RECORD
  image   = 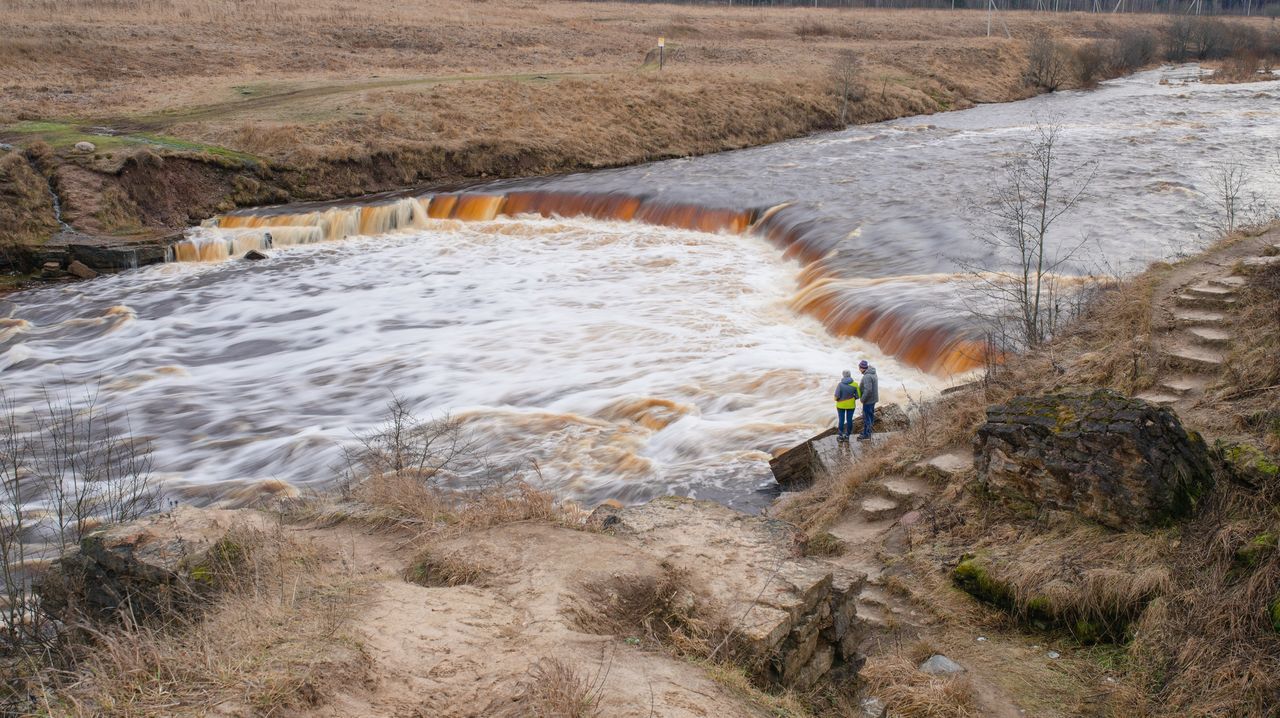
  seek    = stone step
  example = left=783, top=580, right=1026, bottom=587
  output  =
left=1240, top=255, right=1280, bottom=270
left=858, top=584, right=891, bottom=609
left=1184, top=283, right=1237, bottom=299
left=1174, top=292, right=1237, bottom=311
left=1171, top=309, right=1228, bottom=327
left=1164, top=344, right=1225, bottom=372
left=1186, top=326, right=1232, bottom=348
left=828, top=516, right=895, bottom=548
left=1158, top=375, right=1207, bottom=396
left=860, top=496, right=899, bottom=522
left=1134, top=391, right=1181, bottom=406
left=1208, top=275, right=1247, bottom=290
left=876, top=476, right=929, bottom=502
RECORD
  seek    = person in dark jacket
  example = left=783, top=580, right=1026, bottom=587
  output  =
left=834, top=370, right=860, bottom=443
left=856, top=360, right=878, bottom=441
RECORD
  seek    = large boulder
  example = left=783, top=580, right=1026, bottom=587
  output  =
left=973, top=390, right=1213, bottom=531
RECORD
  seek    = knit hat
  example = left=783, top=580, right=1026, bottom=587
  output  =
left=858, top=360, right=869, bottom=370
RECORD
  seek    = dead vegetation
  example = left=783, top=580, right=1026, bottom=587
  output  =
left=487, top=657, right=607, bottom=718
left=859, top=654, right=979, bottom=718
left=24, top=522, right=369, bottom=717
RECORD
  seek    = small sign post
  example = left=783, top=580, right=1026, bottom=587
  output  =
left=658, top=37, right=665, bottom=70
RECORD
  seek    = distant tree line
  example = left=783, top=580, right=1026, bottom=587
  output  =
left=586, top=0, right=1280, bottom=17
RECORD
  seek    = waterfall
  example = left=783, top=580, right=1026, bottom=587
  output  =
left=166, top=190, right=987, bottom=375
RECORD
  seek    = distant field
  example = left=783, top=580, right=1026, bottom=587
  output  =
left=0, top=0, right=1271, bottom=248
left=1, top=0, right=1181, bottom=160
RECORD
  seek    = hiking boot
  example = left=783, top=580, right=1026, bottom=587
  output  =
left=856, top=435, right=870, bottom=441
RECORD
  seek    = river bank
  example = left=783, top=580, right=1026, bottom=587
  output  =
left=10, top=222, right=1277, bottom=717
left=7, top=1, right=1270, bottom=273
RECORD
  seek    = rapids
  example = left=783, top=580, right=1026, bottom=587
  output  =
left=3, top=65, right=1278, bottom=511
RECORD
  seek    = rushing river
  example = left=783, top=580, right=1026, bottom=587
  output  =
left=2, top=65, right=1278, bottom=511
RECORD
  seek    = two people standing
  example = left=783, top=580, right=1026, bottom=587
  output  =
left=833, top=360, right=878, bottom=443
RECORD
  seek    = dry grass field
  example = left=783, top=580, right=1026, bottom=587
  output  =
left=0, top=0, right=1272, bottom=257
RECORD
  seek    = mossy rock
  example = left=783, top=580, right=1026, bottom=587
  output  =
left=953, top=554, right=1134, bottom=645
left=1215, top=441, right=1280, bottom=486
left=183, top=536, right=247, bottom=585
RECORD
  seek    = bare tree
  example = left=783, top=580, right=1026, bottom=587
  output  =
left=964, top=122, right=1097, bottom=351
left=830, top=49, right=866, bottom=125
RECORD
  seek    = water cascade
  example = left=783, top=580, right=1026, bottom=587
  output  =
left=171, top=190, right=986, bottom=374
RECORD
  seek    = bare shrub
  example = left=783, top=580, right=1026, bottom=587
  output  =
left=1024, top=33, right=1072, bottom=92
left=1113, top=28, right=1158, bottom=72
left=1164, top=17, right=1196, bottom=63
left=571, top=567, right=719, bottom=654
left=2, top=386, right=158, bottom=662
left=1073, top=41, right=1112, bottom=88
left=830, top=49, right=866, bottom=125
left=338, top=395, right=474, bottom=493
left=795, top=20, right=852, bottom=40
left=331, top=396, right=560, bottom=535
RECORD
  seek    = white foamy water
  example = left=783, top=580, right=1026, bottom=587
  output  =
left=1, top=217, right=938, bottom=511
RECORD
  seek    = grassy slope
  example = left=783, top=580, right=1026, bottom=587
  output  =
left=779, top=224, right=1280, bottom=717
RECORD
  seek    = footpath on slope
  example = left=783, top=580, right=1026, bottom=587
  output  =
left=792, top=228, right=1280, bottom=717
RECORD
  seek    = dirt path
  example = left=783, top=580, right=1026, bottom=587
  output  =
left=115, top=71, right=602, bottom=132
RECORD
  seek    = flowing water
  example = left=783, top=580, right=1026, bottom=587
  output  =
left=2, top=66, right=1278, bottom=511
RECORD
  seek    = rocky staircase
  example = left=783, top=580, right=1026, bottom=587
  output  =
left=1137, top=240, right=1277, bottom=409
left=826, top=451, right=972, bottom=652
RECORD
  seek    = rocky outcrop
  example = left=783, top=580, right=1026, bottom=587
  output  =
left=39, top=506, right=261, bottom=621
left=770, top=427, right=840, bottom=488
left=770, top=404, right=910, bottom=489
left=974, top=390, right=1213, bottom=530
left=606, top=497, right=867, bottom=689
left=852, top=402, right=909, bottom=434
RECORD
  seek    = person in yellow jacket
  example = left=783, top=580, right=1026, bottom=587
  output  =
left=833, top=369, right=861, bottom=443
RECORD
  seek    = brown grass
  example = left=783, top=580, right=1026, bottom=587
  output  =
left=1224, top=261, right=1280, bottom=395
left=488, top=657, right=606, bottom=718
left=859, top=655, right=979, bottom=718
left=570, top=566, right=721, bottom=655
left=33, top=522, right=369, bottom=716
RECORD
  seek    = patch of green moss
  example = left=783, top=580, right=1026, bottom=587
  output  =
left=953, top=555, right=1016, bottom=610
left=1269, top=597, right=1280, bottom=633
left=3, top=120, right=261, bottom=166
left=1233, top=532, right=1278, bottom=574
left=1070, top=617, right=1107, bottom=645
left=804, top=531, right=846, bottom=557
